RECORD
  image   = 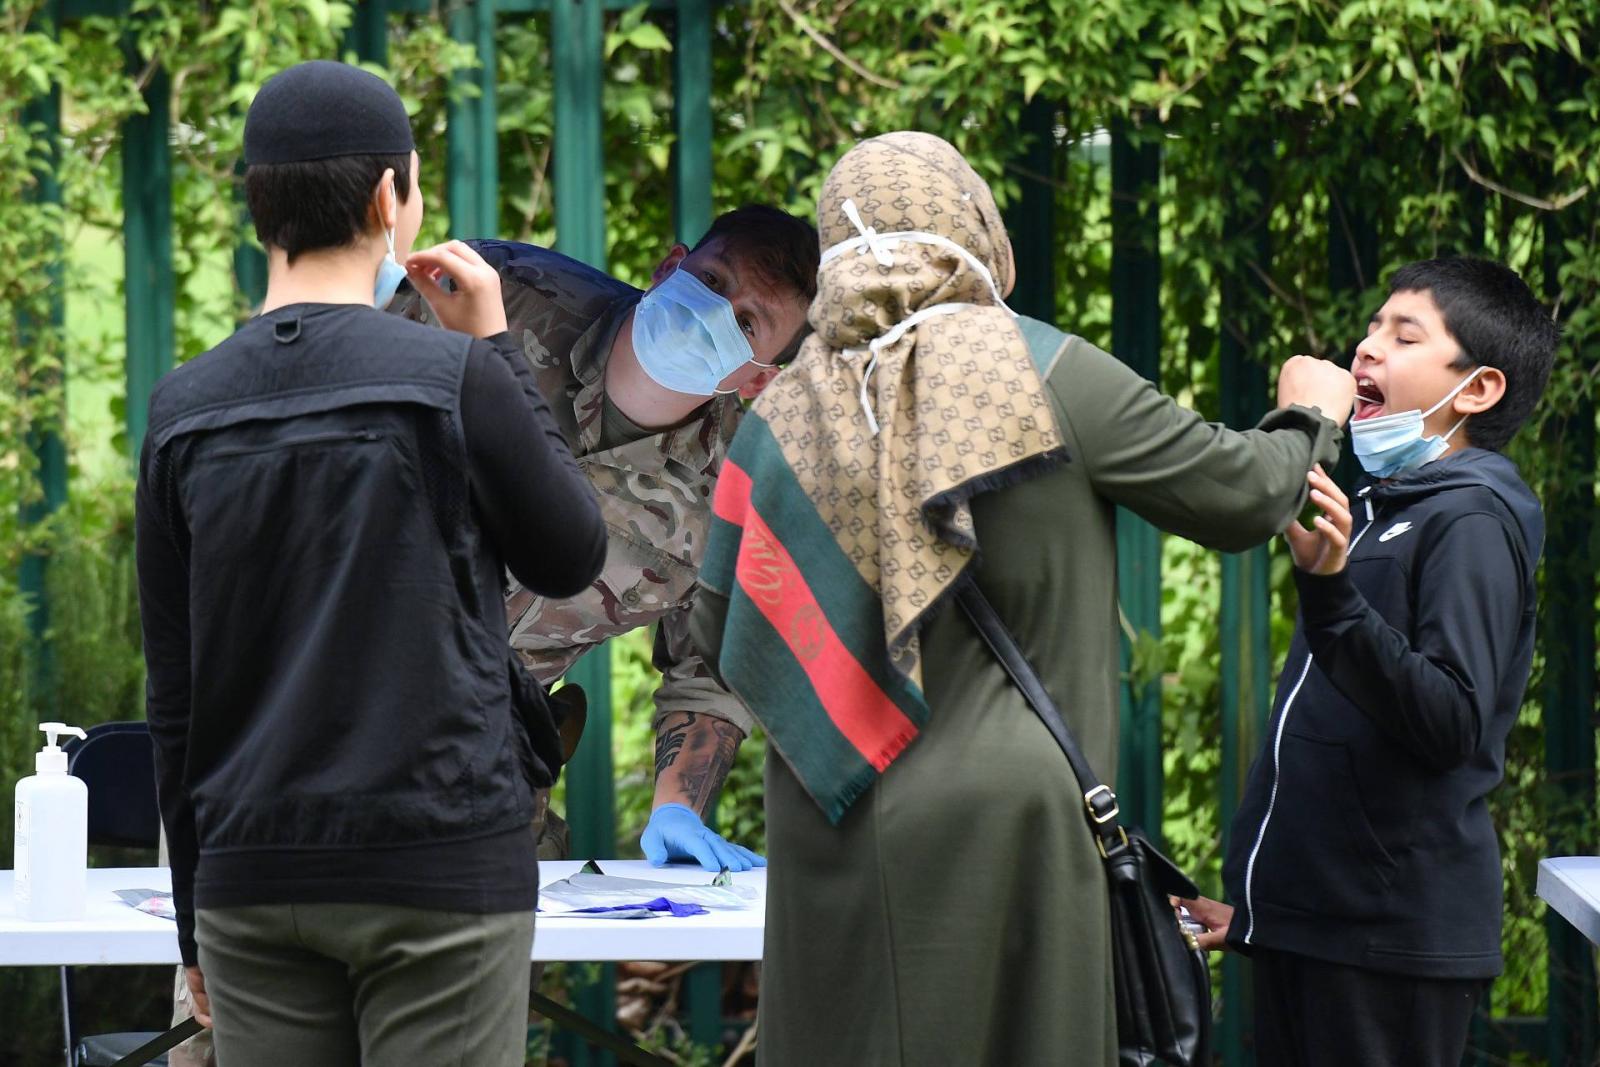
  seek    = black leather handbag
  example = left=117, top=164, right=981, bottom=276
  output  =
left=958, top=585, right=1212, bottom=1067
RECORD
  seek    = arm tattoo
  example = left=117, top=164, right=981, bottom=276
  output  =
left=676, top=719, right=742, bottom=817
left=655, top=713, right=696, bottom=777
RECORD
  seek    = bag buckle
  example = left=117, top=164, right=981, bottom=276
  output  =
left=1084, top=784, right=1120, bottom=825
left=1095, top=826, right=1131, bottom=860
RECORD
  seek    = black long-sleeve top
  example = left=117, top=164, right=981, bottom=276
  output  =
left=137, top=305, right=605, bottom=963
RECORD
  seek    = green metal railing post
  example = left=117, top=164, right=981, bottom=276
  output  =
left=1004, top=97, right=1057, bottom=325
left=560, top=651, right=617, bottom=1067
left=346, top=0, right=391, bottom=65
left=552, top=4, right=613, bottom=1061
left=671, top=0, right=712, bottom=247
left=1325, top=182, right=1378, bottom=301
left=232, top=155, right=267, bottom=312
left=20, top=0, right=67, bottom=716
left=1324, top=180, right=1377, bottom=490
left=669, top=0, right=726, bottom=1050
left=563, top=652, right=617, bottom=862
left=1109, top=116, right=1163, bottom=841
left=1216, top=152, right=1273, bottom=1067
left=1447, top=161, right=1496, bottom=1067
left=123, top=60, right=175, bottom=459
left=552, top=0, right=606, bottom=268
left=1541, top=211, right=1598, bottom=1067
left=329, top=0, right=396, bottom=308
left=449, top=0, right=499, bottom=238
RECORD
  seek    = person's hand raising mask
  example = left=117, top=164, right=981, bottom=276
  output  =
left=404, top=240, right=509, bottom=338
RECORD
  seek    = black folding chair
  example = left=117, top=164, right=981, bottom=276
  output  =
left=59, top=721, right=195, bottom=1067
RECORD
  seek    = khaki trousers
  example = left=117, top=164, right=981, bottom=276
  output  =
left=161, top=801, right=562, bottom=1066
left=196, top=902, right=534, bottom=1067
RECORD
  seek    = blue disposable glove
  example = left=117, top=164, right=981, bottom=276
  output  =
left=641, top=803, right=766, bottom=873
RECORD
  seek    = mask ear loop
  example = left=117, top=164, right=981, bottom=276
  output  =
left=836, top=197, right=895, bottom=434
left=855, top=303, right=972, bottom=436
left=1422, top=365, right=1486, bottom=418
left=382, top=179, right=399, bottom=265
left=710, top=358, right=779, bottom=397
left=830, top=200, right=1004, bottom=435
left=841, top=199, right=896, bottom=267
left=1426, top=366, right=1487, bottom=441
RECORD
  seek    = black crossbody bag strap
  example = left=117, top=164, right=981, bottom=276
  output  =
left=956, top=583, right=1130, bottom=859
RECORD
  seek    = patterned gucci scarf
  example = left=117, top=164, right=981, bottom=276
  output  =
left=700, top=132, right=1068, bottom=821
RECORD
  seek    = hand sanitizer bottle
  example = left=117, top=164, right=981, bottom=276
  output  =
left=13, top=722, right=89, bottom=921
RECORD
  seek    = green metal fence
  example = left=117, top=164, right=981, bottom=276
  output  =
left=17, top=1, right=1599, bottom=1064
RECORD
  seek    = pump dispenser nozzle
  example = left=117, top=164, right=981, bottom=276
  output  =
left=36, top=723, right=86, bottom=775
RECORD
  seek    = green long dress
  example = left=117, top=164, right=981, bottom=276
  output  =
left=692, top=327, right=1341, bottom=1066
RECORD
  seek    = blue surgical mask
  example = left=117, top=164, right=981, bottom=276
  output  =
left=632, top=268, right=770, bottom=396
left=373, top=220, right=406, bottom=309
left=1351, top=366, right=1485, bottom=478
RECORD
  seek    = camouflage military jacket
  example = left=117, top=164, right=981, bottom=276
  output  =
left=393, top=240, right=753, bottom=733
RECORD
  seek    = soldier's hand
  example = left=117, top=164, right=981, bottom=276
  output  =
left=1276, top=354, right=1356, bottom=426
left=404, top=240, right=508, bottom=338
left=642, top=803, right=765, bottom=872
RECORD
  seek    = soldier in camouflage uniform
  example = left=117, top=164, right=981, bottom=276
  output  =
left=396, top=205, right=817, bottom=867
left=166, top=205, right=816, bottom=1067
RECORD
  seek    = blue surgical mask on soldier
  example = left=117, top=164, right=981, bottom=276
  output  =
left=1351, top=366, right=1485, bottom=478
left=373, top=182, right=406, bottom=309
left=632, top=268, right=772, bottom=396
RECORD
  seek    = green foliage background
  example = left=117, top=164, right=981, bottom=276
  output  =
left=2, top=0, right=1597, bottom=1061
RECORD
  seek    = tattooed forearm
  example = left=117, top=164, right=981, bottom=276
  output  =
left=653, top=713, right=744, bottom=818
left=678, top=720, right=741, bottom=816
left=655, top=712, right=696, bottom=777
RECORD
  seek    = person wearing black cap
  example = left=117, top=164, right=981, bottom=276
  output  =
left=136, top=60, right=606, bottom=1066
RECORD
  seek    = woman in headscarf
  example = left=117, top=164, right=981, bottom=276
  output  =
left=691, top=132, right=1353, bottom=1064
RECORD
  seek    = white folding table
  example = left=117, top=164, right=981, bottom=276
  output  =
left=0, top=861, right=765, bottom=1066
left=1538, top=856, right=1600, bottom=946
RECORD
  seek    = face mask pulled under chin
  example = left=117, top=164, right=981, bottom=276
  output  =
left=1350, top=366, right=1485, bottom=478
left=632, top=267, right=769, bottom=396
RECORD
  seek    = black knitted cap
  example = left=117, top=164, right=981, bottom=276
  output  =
left=244, top=60, right=414, bottom=166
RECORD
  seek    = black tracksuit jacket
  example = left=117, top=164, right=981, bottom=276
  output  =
left=1222, top=448, right=1543, bottom=979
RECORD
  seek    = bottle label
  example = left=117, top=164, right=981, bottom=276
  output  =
left=13, top=798, right=30, bottom=906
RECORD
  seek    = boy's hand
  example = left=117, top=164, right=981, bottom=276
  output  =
left=1276, top=355, right=1356, bottom=425
left=1285, top=464, right=1351, bottom=575
left=1175, top=895, right=1234, bottom=952
left=404, top=240, right=508, bottom=338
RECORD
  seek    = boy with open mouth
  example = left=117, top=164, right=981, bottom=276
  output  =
left=1183, top=257, right=1559, bottom=1067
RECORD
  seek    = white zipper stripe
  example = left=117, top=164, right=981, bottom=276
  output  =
left=1242, top=656, right=1311, bottom=943
left=1242, top=490, right=1377, bottom=944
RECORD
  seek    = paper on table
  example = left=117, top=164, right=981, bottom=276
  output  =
left=539, top=872, right=757, bottom=918
left=113, top=889, right=176, bottom=921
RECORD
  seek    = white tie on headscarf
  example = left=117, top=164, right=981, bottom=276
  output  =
left=821, top=199, right=1017, bottom=435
